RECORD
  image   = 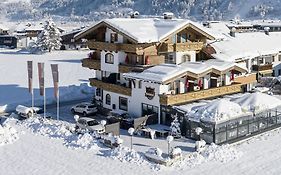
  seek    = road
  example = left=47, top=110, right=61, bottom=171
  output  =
left=2, top=98, right=92, bottom=123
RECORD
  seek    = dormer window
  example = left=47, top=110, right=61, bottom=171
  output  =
left=110, top=33, right=118, bottom=43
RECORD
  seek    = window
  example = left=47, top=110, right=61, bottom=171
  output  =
left=181, top=54, right=191, bottom=63
left=138, top=80, right=142, bottom=89
left=165, top=54, right=175, bottom=64
left=105, top=53, right=114, bottom=64
left=142, top=103, right=159, bottom=117
left=278, top=69, right=281, bottom=76
left=106, top=94, right=111, bottom=105
left=96, top=88, right=101, bottom=97
left=110, top=33, right=118, bottom=43
left=119, top=97, right=128, bottom=111
left=117, top=73, right=120, bottom=80
left=177, top=34, right=181, bottom=43
left=182, top=33, right=187, bottom=42
left=88, top=120, right=99, bottom=126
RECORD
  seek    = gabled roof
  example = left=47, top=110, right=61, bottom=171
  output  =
left=74, top=18, right=215, bottom=43
left=123, top=59, right=247, bottom=83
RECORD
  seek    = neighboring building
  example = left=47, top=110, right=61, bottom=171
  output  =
left=76, top=16, right=257, bottom=125
left=0, top=24, right=9, bottom=35
left=61, top=28, right=87, bottom=50
left=205, top=21, right=281, bottom=79
left=0, top=35, right=17, bottom=48
left=16, top=23, right=44, bottom=48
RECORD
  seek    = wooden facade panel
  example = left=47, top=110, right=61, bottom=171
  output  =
left=82, top=58, right=101, bottom=70
left=234, top=73, right=257, bottom=85
left=159, top=42, right=204, bottom=52
left=160, top=84, right=243, bottom=105
left=90, top=78, right=132, bottom=96
left=252, top=64, right=273, bottom=71
left=87, top=41, right=153, bottom=55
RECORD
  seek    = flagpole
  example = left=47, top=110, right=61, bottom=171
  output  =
left=43, top=68, right=46, bottom=120
left=57, top=86, right=59, bottom=120
left=32, top=87, right=34, bottom=109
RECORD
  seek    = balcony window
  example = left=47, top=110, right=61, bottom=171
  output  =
left=106, top=94, right=111, bottom=105
left=119, top=97, right=128, bottom=111
left=105, top=53, right=114, bottom=64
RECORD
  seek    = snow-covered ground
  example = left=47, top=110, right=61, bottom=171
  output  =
left=1, top=114, right=281, bottom=175
left=0, top=49, right=94, bottom=112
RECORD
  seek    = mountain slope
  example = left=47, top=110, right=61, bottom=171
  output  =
left=1, top=0, right=281, bottom=21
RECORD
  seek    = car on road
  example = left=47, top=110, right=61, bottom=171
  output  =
left=75, top=117, right=105, bottom=134
left=71, top=103, right=98, bottom=116
left=16, top=105, right=34, bottom=118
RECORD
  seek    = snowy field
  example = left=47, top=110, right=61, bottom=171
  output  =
left=0, top=49, right=94, bottom=112
left=0, top=115, right=281, bottom=175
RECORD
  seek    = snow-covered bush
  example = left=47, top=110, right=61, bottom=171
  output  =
left=195, top=140, right=206, bottom=152
left=171, top=147, right=182, bottom=159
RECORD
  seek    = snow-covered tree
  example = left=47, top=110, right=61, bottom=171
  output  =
left=31, top=19, right=61, bottom=53
left=170, top=116, right=181, bottom=138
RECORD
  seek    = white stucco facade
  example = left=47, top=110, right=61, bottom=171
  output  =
left=100, top=50, right=126, bottom=73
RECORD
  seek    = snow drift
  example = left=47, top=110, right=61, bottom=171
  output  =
left=0, top=122, right=19, bottom=146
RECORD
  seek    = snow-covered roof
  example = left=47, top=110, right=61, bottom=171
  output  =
left=231, top=92, right=281, bottom=112
left=75, top=18, right=215, bottom=43
left=0, top=24, right=9, bottom=31
left=174, top=92, right=281, bottom=124
left=123, top=60, right=247, bottom=83
left=210, top=31, right=281, bottom=61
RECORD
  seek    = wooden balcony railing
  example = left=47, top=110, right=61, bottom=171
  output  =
left=119, top=64, right=151, bottom=73
left=159, top=42, right=204, bottom=52
left=252, top=64, right=273, bottom=72
left=87, top=41, right=154, bottom=55
left=90, top=78, right=132, bottom=96
left=159, top=83, right=243, bottom=105
left=233, top=73, right=257, bottom=85
left=81, top=58, right=101, bottom=70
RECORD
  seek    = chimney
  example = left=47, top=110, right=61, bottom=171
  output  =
left=163, top=12, right=174, bottom=20
left=264, top=27, right=270, bottom=35
left=230, top=27, right=236, bottom=37
left=130, top=11, right=140, bottom=18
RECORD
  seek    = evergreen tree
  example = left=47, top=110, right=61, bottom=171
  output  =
left=170, top=116, right=181, bottom=138
left=32, top=19, right=61, bottom=53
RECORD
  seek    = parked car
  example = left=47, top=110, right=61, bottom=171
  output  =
left=16, top=105, right=34, bottom=118
left=71, top=103, right=98, bottom=116
left=75, top=117, right=105, bottom=134
left=107, top=113, right=133, bottom=129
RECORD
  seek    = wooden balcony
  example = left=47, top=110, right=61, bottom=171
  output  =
left=233, top=73, right=257, bottom=85
left=90, top=78, right=132, bottom=96
left=81, top=58, right=101, bottom=70
left=87, top=41, right=154, bottom=55
left=159, top=42, right=204, bottom=52
left=119, top=64, right=151, bottom=73
left=159, top=83, right=243, bottom=105
left=252, top=64, right=273, bottom=72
